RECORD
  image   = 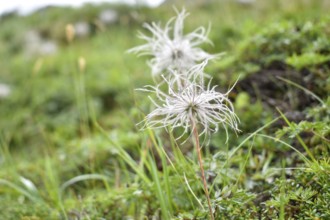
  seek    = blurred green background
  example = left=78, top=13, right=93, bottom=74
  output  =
left=0, top=0, right=329, bottom=219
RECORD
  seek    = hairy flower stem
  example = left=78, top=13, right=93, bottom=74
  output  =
left=191, top=117, right=214, bottom=220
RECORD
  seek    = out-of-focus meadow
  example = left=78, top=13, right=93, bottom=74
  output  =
left=0, top=0, right=329, bottom=219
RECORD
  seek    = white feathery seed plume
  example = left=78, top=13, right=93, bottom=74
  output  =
left=128, top=8, right=217, bottom=77
left=138, top=78, right=240, bottom=142
left=165, top=59, right=210, bottom=90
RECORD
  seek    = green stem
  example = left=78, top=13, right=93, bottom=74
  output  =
left=276, top=108, right=317, bottom=163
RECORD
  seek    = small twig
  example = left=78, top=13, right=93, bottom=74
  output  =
left=191, top=117, right=214, bottom=220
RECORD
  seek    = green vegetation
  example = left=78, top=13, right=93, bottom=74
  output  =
left=0, top=0, right=329, bottom=219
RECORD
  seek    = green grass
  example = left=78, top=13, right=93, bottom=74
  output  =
left=0, top=0, right=329, bottom=219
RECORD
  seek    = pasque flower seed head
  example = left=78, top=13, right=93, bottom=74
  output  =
left=138, top=78, right=240, bottom=142
left=128, top=8, right=216, bottom=77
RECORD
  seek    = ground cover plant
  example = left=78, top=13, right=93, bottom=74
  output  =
left=0, top=0, right=329, bottom=219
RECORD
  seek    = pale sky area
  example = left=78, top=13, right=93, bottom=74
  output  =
left=0, top=0, right=164, bottom=15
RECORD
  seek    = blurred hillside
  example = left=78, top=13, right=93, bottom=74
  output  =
left=0, top=0, right=329, bottom=219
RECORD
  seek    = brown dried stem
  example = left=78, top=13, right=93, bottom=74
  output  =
left=191, top=117, right=214, bottom=220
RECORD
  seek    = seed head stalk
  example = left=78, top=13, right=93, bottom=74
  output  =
left=191, top=117, right=214, bottom=220
left=131, top=8, right=240, bottom=218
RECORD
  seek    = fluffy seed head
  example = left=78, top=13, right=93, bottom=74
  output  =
left=128, top=8, right=216, bottom=77
left=138, top=80, right=240, bottom=142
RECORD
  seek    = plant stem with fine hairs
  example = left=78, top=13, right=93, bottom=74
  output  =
left=191, top=117, right=214, bottom=220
